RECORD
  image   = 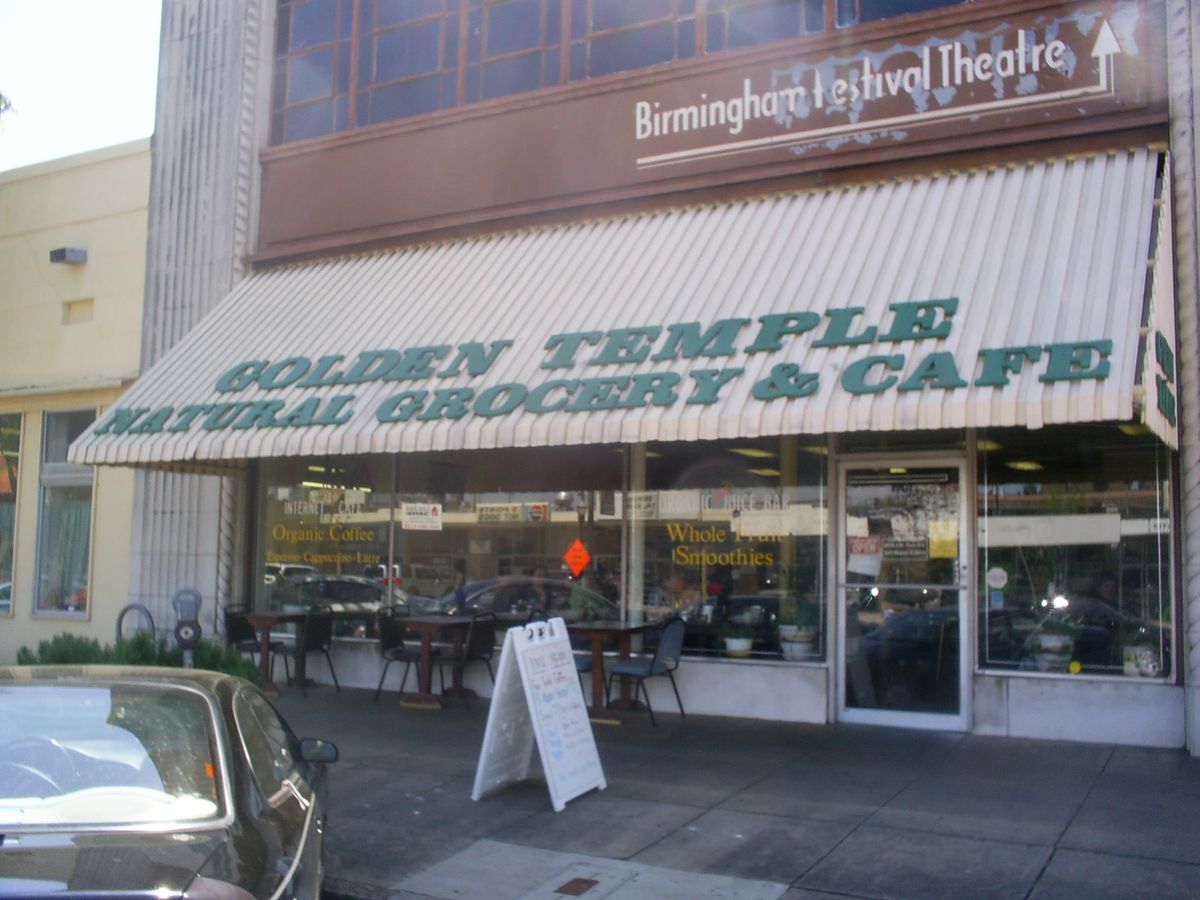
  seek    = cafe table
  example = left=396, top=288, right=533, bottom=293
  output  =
left=244, top=610, right=307, bottom=693
left=400, top=614, right=474, bottom=710
left=566, top=620, right=649, bottom=722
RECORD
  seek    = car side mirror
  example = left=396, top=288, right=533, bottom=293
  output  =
left=300, top=737, right=339, bottom=764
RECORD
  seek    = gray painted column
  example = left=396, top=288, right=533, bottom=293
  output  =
left=1166, top=1, right=1200, bottom=754
left=129, top=0, right=269, bottom=635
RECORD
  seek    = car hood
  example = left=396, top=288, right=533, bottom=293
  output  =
left=0, top=828, right=231, bottom=897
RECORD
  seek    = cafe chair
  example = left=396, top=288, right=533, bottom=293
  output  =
left=605, top=616, right=686, bottom=726
left=374, top=605, right=427, bottom=701
left=222, top=604, right=283, bottom=681
left=281, top=606, right=340, bottom=698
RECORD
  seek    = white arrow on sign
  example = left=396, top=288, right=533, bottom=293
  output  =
left=637, top=22, right=1124, bottom=170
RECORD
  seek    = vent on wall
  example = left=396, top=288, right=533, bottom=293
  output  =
left=62, top=298, right=94, bottom=325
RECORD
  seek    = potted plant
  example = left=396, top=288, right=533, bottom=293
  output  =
left=1030, top=613, right=1077, bottom=671
left=720, top=621, right=755, bottom=657
left=1121, top=622, right=1161, bottom=677
left=779, top=602, right=820, bottom=660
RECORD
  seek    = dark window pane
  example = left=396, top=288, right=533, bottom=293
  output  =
left=482, top=50, right=542, bottom=99
left=375, top=21, right=442, bottom=82
left=283, top=98, right=335, bottom=141
left=444, top=17, right=460, bottom=64
left=369, top=73, right=442, bottom=121
left=291, top=0, right=338, bottom=50
left=728, top=2, right=802, bottom=49
left=355, top=88, right=370, bottom=125
left=486, top=0, right=542, bottom=55
left=592, top=0, right=673, bottom=31
left=287, top=47, right=335, bottom=103
left=836, top=0, right=857, bottom=27
left=42, top=411, right=94, bottom=465
left=272, top=58, right=288, bottom=110
left=544, top=1, right=561, bottom=43
left=589, top=22, right=674, bottom=77
left=465, top=62, right=481, bottom=101
left=336, top=39, right=351, bottom=92
left=275, top=4, right=292, bottom=55
left=542, top=46, right=560, bottom=84
left=335, top=93, right=349, bottom=129
left=378, top=0, right=445, bottom=26
left=359, top=32, right=373, bottom=82
left=677, top=18, right=695, bottom=59
left=804, top=0, right=824, bottom=31
left=440, top=70, right=458, bottom=106
left=338, top=0, right=356, bottom=37
left=0, top=414, right=17, bottom=596
left=705, top=12, right=725, bottom=52
left=680, top=0, right=694, bottom=13
left=860, top=0, right=963, bottom=23
left=568, top=40, right=585, bottom=80
left=570, top=0, right=586, bottom=39
left=468, top=8, right=482, bottom=61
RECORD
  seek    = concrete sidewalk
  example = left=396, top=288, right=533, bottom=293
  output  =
left=272, top=685, right=1200, bottom=899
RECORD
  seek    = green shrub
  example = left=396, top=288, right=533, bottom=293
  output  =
left=17, top=633, right=107, bottom=665
left=15, top=631, right=261, bottom=685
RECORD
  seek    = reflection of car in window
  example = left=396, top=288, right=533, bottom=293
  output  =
left=979, top=599, right=1169, bottom=676
left=263, top=563, right=318, bottom=585
left=274, top=574, right=388, bottom=638
left=413, top=575, right=633, bottom=624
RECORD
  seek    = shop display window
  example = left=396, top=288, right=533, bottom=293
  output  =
left=255, top=441, right=826, bottom=661
left=0, top=413, right=19, bottom=616
left=644, top=437, right=828, bottom=661
left=976, top=425, right=1174, bottom=679
left=255, top=446, right=625, bottom=634
left=35, top=410, right=95, bottom=615
left=255, top=456, right=395, bottom=636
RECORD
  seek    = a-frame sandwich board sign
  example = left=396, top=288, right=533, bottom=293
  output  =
left=471, top=617, right=606, bottom=812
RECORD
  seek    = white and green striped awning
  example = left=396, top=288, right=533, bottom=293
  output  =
left=70, top=147, right=1175, bottom=471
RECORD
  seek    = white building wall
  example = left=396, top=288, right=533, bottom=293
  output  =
left=1166, top=0, right=1200, bottom=754
left=132, top=0, right=271, bottom=635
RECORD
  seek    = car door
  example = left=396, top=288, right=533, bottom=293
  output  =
left=234, top=688, right=326, bottom=899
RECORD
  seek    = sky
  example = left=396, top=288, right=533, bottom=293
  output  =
left=0, top=0, right=162, bottom=173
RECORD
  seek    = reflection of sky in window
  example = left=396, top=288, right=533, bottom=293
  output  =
left=1, top=686, right=149, bottom=770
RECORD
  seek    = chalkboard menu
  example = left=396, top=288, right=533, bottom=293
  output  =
left=472, top=617, right=606, bottom=812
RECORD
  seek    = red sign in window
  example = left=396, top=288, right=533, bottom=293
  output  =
left=563, top=539, right=591, bottom=578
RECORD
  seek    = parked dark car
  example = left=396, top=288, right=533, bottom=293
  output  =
left=858, top=605, right=961, bottom=709
left=0, top=665, right=338, bottom=898
left=273, top=572, right=392, bottom=637
left=409, top=574, right=626, bottom=623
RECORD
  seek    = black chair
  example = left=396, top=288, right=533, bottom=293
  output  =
left=281, top=606, right=340, bottom=698
left=223, top=605, right=282, bottom=680
left=438, top=612, right=496, bottom=708
left=605, top=616, right=686, bottom=726
left=374, top=606, right=426, bottom=701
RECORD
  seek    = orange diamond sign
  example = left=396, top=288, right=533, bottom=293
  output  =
left=563, top=539, right=591, bottom=578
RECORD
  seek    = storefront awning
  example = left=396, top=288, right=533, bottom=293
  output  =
left=70, top=147, right=1175, bottom=471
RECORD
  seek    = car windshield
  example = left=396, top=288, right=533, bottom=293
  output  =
left=0, top=682, right=225, bottom=828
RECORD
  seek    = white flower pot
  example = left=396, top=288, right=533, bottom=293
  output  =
left=724, top=637, right=753, bottom=657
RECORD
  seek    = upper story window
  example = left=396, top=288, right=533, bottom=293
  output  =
left=272, top=0, right=969, bottom=144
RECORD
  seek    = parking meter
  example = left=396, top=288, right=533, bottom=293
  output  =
left=172, top=587, right=203, bottom=667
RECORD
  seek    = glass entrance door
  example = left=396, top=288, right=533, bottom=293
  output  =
left=838, top=460, right=969, bottom=730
